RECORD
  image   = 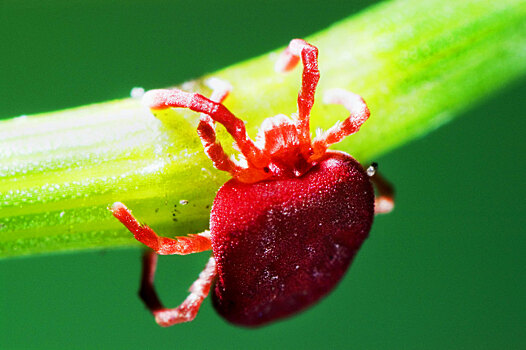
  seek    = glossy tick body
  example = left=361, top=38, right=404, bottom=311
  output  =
left=111, top=39, right=394, bottom=327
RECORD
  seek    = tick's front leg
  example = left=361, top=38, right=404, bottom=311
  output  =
left=111, top=202, right=212, bottom=255
left=310, top=88, right=370, bottom=162
left=140, top=250, right=217, bottom=326
left=275, top=39, right=320, bottom=157
left=196, top=78, right=244, bottom=176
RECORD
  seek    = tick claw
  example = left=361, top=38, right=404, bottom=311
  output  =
left=110, top=201, right=126, bottom=211
left=205, top=77, right=232, bottom=94
left=375, top=197, right=394, bottom=214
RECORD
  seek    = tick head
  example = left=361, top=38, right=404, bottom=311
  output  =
left=141, top=39, right=370, bottom=184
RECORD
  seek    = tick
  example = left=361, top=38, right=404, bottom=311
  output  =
left=111, top=39, right=394, bottom=327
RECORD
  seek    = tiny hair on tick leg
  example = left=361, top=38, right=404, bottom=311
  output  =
left=111, top=38, right=394, bottom=327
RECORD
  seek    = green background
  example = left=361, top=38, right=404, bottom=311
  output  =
left=0, top=0, right=525, bottom=349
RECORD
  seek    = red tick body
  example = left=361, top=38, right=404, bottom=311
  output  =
left=211, top=152, right=374, bottom=326
left=111, top=39, right=393, bottom=327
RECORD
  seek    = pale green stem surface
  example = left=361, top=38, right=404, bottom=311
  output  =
left=1, top=0, right=525, bottom=258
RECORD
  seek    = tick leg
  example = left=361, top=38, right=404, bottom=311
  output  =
left=142, top=88, right=269, bottom=169
left=196, top=78, right=244, bottom=175
left=140, top=252, right=217, bottom=327
left=310, top=88, right=370, bottom=161
left=111, top=202, right=212, bottom=255
left=370, top=172, right=395, bottom=214
left=139, top=250, right=163, bottom=312
left=275, top=39, right=320, bottom=155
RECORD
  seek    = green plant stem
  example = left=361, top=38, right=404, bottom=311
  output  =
left=1, top=0, right=526, bottom=258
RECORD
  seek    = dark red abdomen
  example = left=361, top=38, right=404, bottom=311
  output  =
left=210, top=151, right=374, bottom=326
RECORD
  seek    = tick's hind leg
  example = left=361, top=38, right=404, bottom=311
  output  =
left=366, top=167, right=395, bottom=214
left=139, top=250, right=163, bottom=313
left=140, top=250, right=217, bottom=326
left=111, top=202, right=216, bottom=326
left=111, top=202, right=212, bottom=255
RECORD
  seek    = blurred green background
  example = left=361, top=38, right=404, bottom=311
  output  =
left=0, top=0, right=525, bottom=349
